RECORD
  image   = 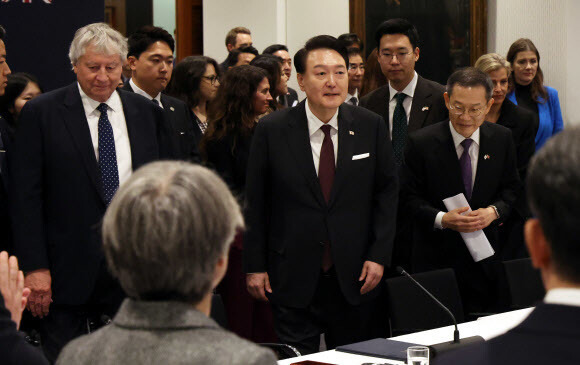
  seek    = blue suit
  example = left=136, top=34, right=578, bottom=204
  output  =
left=507, top=86, right=563, bottom=151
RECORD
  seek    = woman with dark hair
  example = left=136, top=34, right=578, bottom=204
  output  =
left=201, top=65, right=276, bottom=343
left=360, top=48, right=387, bottom=97
left=0, top=73, right=42, bottom=143
left=506, top=38, right=563, bottom=150
left=250, top=54, right=288, bottom=112
left=165, top=56, right=220, bottom=136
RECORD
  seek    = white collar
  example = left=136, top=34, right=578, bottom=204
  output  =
left=544, top=288, right=580, bottom=307
left=449, top=121, right=480, bottom=149
left=77, top=82, right=122, bottom=114
left=129, top=78, right=162, bottom=105
left=389, top=71, right=418, bottom=101
left=306, top=99, right=339, bottom=137
left=347, top=89, right=359, bottom=101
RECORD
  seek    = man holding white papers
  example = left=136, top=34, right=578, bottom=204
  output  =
left=400, top=68, right=520, bottom=313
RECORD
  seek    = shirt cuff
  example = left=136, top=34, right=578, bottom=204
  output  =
left=434, top=211, right=445, bottom=229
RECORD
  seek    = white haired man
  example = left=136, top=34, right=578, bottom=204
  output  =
left=9, top=22, right=171, bottom=362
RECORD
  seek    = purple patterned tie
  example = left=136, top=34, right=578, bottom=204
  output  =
left=460, top=138, right=473, bottom=200
left=319, top=124, right=334, bottom=271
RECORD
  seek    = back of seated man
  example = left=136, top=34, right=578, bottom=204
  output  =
left=224, top=46, right=259, bottom=69
left=263, top=44, right=299, bottom=107
left=56, top=162, right=277, bottom=365
left=435, top=127, right=580, bottom=364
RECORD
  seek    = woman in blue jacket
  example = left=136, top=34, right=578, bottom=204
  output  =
left=506, top=38, right=563, bottom=150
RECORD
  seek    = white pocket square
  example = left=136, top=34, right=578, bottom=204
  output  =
left=352, top=153, right=370, bottom=160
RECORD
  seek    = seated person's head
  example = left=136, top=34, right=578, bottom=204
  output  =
left=102, top=161, right=243, bottom=305
left=526, top=127, right=580, bottom=288
left=225, top=46, right=259, bottom=69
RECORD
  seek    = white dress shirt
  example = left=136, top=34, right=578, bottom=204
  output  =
left=306, top=100, right=338, bottom=175
left=434, top=122, right=480, bottom=229
left=78, top=83, right=133, bottom=186
left=544, top=288, right=580, bottom=307
left=388, top=71, right=418, bottom=139
left=346, top=89, right=359, bottom=106
left=129, top=78, right=163, bottom=108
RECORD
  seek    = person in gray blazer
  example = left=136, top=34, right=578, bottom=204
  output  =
left=56, top=162, right=277, bottom=365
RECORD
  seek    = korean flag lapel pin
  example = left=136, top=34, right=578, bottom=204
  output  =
left=484, top=154, right=490, bottom=160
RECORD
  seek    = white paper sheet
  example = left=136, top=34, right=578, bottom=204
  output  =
left=442, top=193, right=495, bottom=262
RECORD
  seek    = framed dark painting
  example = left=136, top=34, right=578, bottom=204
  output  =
left=350, top=0, right=487, bottom=85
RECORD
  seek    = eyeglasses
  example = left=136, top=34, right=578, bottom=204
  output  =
left=380, top=51, right=413, bottom=62
left=202, top=75, right=220, bottom=85
left=448, top=104, right=486, bottom=118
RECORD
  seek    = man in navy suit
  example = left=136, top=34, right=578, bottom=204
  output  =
left=10, top=23, right=170, bottom=362
left=244, top=35, right=399, bottom=355
left=436, top=127, right=580, bottom=365
left=123, top=26, right=200, bottom=161
left=401, top=68, right=520, bottom=313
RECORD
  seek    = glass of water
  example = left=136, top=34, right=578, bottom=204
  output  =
left=407, top=346, right=429, bottom=365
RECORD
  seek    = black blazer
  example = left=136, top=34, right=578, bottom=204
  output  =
left=400, top=121, right=520, bottom=271
left=204, top=130, right=253, bottom=201
left=0, top=294, right=49, bottom=365
left=243, top=101, right=399, bottom=307
left=0, top=116, right=13, bottom=252
left=121, top=82, right=200, bottom=162
left=9, top=83, right=169, bottom=306
left=434, top=303, right=580, bottom=365
left=359, top=75, right=448, bottom=137
left=278, top=87, right=299, bottom=108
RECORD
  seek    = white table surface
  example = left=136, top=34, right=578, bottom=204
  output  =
left=277, top=308, right=533, bottom=364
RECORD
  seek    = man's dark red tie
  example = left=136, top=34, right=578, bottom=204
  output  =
left=319, top=124, right=335, bottom=271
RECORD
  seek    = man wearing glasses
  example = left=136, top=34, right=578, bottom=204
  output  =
left=123, top=26, right=200, bottom=162
left=346, top=47, right=364, bottom=106
left=400, top=67, right=520, bottom=314
left=360, top=18, right=448, bottom=167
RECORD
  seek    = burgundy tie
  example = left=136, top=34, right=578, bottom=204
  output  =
left=319, top=124, right=335, bottom=271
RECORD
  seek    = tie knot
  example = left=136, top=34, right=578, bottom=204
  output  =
left=395, top=93, right=406, bottom=104
left=97, top=103, right=108, bottom=114
left=350, top=96, right=358, bottom=104
left=151, top=98, right=160, bottom=106
left=461, top=138, right=473, bottom=149
left=320, top=124, right=332, bottom=137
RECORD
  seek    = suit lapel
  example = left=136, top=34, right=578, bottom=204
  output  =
left=286, top=102, right=326, bottom=207
left=328, top=105, right=354, bottom=207
left=118, top=90, right=149, bottom=169
left=435, top=122, right=465, bottom=197
left=408, top=76, right=434, bottom=133
left=472, top=123, right=492, bottom=203
left=61, top=84, right=106, bottom=204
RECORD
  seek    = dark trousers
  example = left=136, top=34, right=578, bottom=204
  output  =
left=271, top=268, right=379, bottom=356
left=39, top=262, right=124, bottom=363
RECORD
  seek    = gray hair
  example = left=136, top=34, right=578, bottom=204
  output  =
left=68, top=22, right=128, bottom=66
left=102, top=161, right=244, bottom=303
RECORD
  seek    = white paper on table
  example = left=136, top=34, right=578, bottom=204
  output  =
left=442, top=193, right=495, bottom=262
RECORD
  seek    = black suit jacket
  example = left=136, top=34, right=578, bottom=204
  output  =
left=243, top=101, right=399, bottom=307
left=121, top=82, right=200, bottom=162
left=359, top=75, right=448, bottom=137
left=434, top=303, right=580, bottom=365
left=278, top=87, right=299, bottom=108
left=401, top=121, right=520, bottom=270
left=0, top=294, right=48, bottom=365
left=10, top=83, right=169, bottom=306
left=0, top=115, right=13, bottom=252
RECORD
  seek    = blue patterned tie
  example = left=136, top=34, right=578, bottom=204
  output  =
left=460, top=138, right=473, bottom=200
left=97, top=103, right=119, bottom=205
left=392, top=93, right=407, bottom=166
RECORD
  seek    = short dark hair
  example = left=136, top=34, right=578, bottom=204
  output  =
left=374, top=18, right=419, bottom=50
left=446, top=67, right=493, bottom=101
left=263, top=44, right=289, bottom=55
left=225, top=26, right=251, bottom=48
left=527, top=127, right=580, bottom=283
left=127, top=25, right=175, bottom=59
left=347, top=47, right=362, bottom=59
left=338, top=33, right=363, bottom=51
left=165, top=56, right=220, bottom=109
left=250, top=54, right=283, bottom=101
left=224, top=46, right=259, bottom=68
left=294, top=35, right=348, bottom=74
left=0, top=25, right=5, bottom=40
